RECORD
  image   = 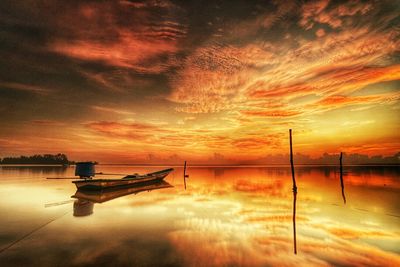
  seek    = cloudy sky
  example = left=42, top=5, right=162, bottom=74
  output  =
left=0, top=0, right=399, bottom=163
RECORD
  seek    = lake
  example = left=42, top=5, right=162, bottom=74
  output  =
left=0, top=165, right=399, bottom=266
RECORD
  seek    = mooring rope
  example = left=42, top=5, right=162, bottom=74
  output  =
left=0, top=210, right=70, bottom=254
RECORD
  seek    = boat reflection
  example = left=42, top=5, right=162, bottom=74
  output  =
left=72, top=180, right=173, bottom=217
left=73, top=200, right=94, bottom=217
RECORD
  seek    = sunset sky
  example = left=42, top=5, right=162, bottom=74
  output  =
left=0, top=0, right=399, bottom=163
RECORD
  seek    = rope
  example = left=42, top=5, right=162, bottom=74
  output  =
left=0, top=210, right=70, bottom=254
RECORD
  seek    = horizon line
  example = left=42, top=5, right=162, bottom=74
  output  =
left=0, top=163, right=399, bottom=167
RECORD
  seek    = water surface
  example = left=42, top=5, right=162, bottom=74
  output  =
left=0, top=165, right=399, bottom=266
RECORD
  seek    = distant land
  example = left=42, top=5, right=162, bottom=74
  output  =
left=0, top=152, right=399, bottom=166
left=115, top=152, right=400, bottom=166
left=0, top=154, right=74, bottom=165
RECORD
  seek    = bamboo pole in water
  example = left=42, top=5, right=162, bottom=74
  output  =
left=289, top=129, right=297, bottom=254
left=289, top=129, right=297, bottom=191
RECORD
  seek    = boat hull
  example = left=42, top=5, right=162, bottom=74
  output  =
left=72, top=168, right=173, bottom=190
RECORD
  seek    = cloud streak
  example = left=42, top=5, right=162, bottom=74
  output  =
left=0, top=82, right=53, bottom=95
left=48, top=1, right=187, bottom=73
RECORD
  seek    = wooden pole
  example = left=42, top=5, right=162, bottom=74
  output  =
left=183, top=161, right=187, bottom=190
left=46, top=177, right=77, bottom=180
left=340, top=152, right=346, bottom=204
left=289, top=129, right=297, bottom=254
left=289, top=129, right=297, bottom=191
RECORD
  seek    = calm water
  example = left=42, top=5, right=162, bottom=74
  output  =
left=0, top=165, right=399, bottom=266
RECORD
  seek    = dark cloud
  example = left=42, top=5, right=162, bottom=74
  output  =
left=0, top=0, right=399, bottom=161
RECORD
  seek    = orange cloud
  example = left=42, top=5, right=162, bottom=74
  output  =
left=247, top=83, right=314, bottom=99
left=51, top=30, right=179, bottom=73
left=85, top=121, right=172, bottom=140
left=240, top=110, right=302, bottom=118
left=169, top=44, right=272, bottom=113
left=90, top=106, right=136, bottom=116
left=170, top=17, right=399, bottom=122
left=300, top=0, right=372, bottom=30
left=300, top=0, right=330, bottom=29
left=315, top=28, right=326, bottom=37
left=50, top=1, right=186, bottom=73
left=31, top=120, right=65, bottom=126
left=319, top=95, right=373, bottom=105
left=0, top=82, right=52, bottom=95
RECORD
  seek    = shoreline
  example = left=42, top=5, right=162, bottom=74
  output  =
left=0, top=163, right=399, bottom=167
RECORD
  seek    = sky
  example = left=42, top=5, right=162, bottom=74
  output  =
left=0, top=0, right=399, bottom=163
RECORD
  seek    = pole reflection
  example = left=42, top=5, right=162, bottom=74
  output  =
left=340, top=152, right=346, bottom=204
left=293, top=187, right=297, bottom=255
left=183, top=161, right=189, bottom=190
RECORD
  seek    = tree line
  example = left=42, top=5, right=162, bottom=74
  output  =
left=0, top=154, right=74, bottom=164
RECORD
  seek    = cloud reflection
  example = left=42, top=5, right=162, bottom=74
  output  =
left=166, top=167, right=400, bottom=266
left=0, top=166, right=399, bottom=266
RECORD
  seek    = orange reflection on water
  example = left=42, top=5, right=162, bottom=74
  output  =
left=167, top=166, right=400, bottom=266
left=0, top=166, right=399, bottom=266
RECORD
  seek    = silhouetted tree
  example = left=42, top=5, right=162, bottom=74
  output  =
left=0, top=154, right=73, bottom=164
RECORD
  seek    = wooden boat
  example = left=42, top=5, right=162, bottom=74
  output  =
left=72, top=168, right=173, bottom=190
